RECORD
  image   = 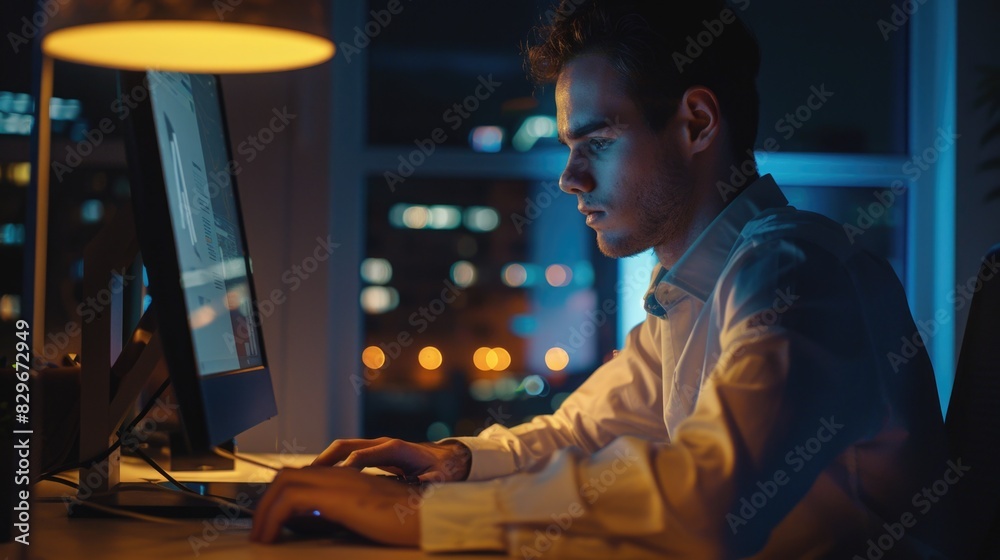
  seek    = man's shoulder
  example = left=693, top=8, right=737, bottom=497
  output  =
left=715, top=204, right=898, bottom=304
left=734, top=205, right=866, bottom=266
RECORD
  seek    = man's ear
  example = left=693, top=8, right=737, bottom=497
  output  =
left=674, top=86, right=722, bottom=158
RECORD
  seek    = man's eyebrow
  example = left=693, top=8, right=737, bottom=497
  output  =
left=557, top=119, right=614, bottom=145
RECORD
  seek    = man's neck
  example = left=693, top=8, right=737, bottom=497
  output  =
left=653, top=172, right=759, bottom=269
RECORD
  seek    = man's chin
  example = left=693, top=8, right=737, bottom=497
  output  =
left=596, top=233, right=650, bottom=259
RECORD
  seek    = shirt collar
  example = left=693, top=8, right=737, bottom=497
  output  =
left=643, top=174, right=788, bottom=315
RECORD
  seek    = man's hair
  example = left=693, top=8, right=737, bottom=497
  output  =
left=525, top=0, right=761, bottom=162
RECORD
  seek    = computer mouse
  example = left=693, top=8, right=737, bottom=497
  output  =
left=282, top=512, right=350, bottom=539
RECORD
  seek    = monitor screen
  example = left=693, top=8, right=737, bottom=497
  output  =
left=148, top=71, right=262, bottom=377
left=121, top=69, right=277, bottom=452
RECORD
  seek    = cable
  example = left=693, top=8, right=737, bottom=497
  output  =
left=32, top=377, right=189, bottom=524
left=131, top=446, right=257, bottom=516
left=36, top=481, right=201, bottom=525
left=142, top=481, right=256, bottom=517
left=39, top=481, right=254, bottom=513
left=35, top=378, right=172, bottom=484
left=38, top=479, right=257, bottom=519
left=131, top=445, right=201, bottom=496
left=124, top=376, right=173, bottom=435
left=34, top=375, right=259, bottom=520
left=40, top=475, right=79, bottom=490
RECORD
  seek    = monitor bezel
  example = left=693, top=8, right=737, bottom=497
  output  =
left=120, top=70, right=277, bottom=453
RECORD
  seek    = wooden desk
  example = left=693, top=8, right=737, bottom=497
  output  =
left=7, top=454, right=502, bottom=559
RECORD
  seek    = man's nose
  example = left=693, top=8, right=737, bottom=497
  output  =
left=559, top=153, right=594, bottom=194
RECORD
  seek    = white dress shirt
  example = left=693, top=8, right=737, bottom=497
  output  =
left=421, top=175, right=955, bottom=558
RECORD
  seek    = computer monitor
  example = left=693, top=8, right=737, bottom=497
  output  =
left=71, top=70, right=277, bottom=515
left=124, top=69, right=276, bottom=452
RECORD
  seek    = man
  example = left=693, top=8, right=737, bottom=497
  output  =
left=251, top=1, right=955, bottom=557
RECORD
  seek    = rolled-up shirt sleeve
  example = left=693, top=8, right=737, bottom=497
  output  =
left=441, top=307, right=668, bottom=481
left=422, top=238, right=886, bottom=557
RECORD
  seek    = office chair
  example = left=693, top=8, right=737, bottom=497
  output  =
left=945, top=244, right=1000, bottom=557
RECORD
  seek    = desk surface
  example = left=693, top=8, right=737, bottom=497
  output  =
left=7, top=454, right=502, bottom=560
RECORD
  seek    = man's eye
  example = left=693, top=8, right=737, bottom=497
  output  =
left=589, top=138, right=612, bottom=152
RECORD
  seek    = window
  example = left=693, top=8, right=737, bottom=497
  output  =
left=330, top=0, right=957, bottom=438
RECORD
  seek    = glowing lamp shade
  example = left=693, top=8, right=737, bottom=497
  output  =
left=28, top=2, right=334, bottom=363
left=39, top=1, right=333, bottom=73
left=43, top=22, right=334, bottom=73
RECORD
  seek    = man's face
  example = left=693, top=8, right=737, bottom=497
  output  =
left=556, top=54, right=694, bottom=258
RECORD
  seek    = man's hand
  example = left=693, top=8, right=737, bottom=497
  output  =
left=312, top=437, right=471, bottom=483
left=250, top=466, right=420, bottom=545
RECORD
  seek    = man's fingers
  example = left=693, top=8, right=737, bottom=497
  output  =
left=252, top=487, right=298, bottom=543
left=250, top=476, right=308, bottom=543
left=338, top=440, right=403, bottom=469
left=252, top=467, right=355, bottom=542
left=415, top=471, right=447, bottom=484
left=250, top=466, right=421, bottom=547
left=251, top=468, right=300, bottom=538
left=312, top=437, right=390, bottom=466
left=252, top=485, right=317, bottom=543
left=339, top=440, right=423, bottom=471
left=379, top=466, right=406, bottom=477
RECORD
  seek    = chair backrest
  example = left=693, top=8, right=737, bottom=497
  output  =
left=945, top=244, right=1000, bottom=557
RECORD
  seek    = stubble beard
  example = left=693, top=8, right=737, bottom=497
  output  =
left=596, top=162, right=694, bottom=259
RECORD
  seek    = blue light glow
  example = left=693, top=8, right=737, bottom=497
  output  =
left=513, top=116, right=558, bottom=152
left=469, top=126, right=504, bottom=153
left=509, top=315, right=537, bottom=337
left=523, top=375, right=546, bottom=396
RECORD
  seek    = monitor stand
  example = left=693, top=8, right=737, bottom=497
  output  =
left=71, top=203, right=245, bottom=518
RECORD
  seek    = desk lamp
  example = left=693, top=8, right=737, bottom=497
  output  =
left=31, top=0, right=336, bottom=354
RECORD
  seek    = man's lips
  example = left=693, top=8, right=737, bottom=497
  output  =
left=579, top=207, right=606, bottom=226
